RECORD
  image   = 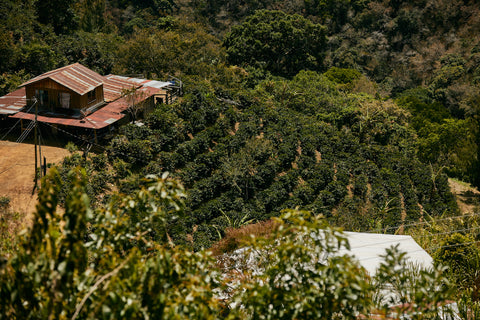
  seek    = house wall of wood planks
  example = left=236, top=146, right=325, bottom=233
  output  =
left=25, top=79, right=104, bottom=111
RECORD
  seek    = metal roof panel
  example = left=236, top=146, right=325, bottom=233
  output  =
left=0, top=88, right=27, bottom=115
left=20, top=63, right=104, bottom=95
left=103, top=75, right=142, bottom=102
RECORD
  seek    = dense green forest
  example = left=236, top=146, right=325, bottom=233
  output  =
left=2, top=0, right=480, bottom=317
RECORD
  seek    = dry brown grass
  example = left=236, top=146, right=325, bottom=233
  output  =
left=0, top=141, right=69, bottom=221
left=210, top=219, right=279, bottom=256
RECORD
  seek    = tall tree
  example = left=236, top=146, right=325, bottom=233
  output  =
left=35, top=0, right=77, bottom=34
left=78, top=0, right=106, bottom=32
left=223, top=10, right=327, bottom=77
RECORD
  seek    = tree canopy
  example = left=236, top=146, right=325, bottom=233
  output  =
left=223, top=10, right=327, bottom=77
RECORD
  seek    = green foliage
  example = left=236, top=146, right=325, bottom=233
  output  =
left=0, top=70, right=30, bottom=96
left=18, top=42, right=57, bottom=76
left=0, top=196, right=22, bottom=257
left=115, top=22, right=226, bottom=79
left=407, top=212, right=480, bottom=303
left=107, top=135, right=153, bottom=167
left=72, top=72, right=456, bottom=248
left=153, top=0, right=178, bottom=16
left=324, top=66, right=362, bottom=84
left=221, top=209, right=454, bottom=319
left=223, top=10, right=327, bottom=77
left=304, top=0, right=368, bottom=31
left=77, top=0, right=107, bottom=32
left=375, top=245, right=454, bottom=318
left=435, top=233, right=480, bottom=296
left=190, top=0, right=272, bottom=25
left=220, top=138, right=274, bottom=200
left=0, top=0, right=40, bottom=44
left=397, top=93, right=478, bottom=182
left=418, top=119, right=477, bottom=176
left=228, top=210, right=373, bottom=319
left=35, top=0, right=77, bottom=34
left=2, top=0, right=480, bottom=309
left=0, top=168, right=226, bottom=319
left=0, top=28, right=18, bottom=73
left=56, top=31, right=122, bottom=74
left=0, top=196, right=9, bottom=210
left=458, top=291, right=480, bottom=320
left=58, top=149, right=114, bottom=206
left=0, top=173, right=457, bottom=319
left=0, top=168, right=86, bottom=318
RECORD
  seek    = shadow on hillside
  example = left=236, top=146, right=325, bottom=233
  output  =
left=459, top=190, right=480, bottom=206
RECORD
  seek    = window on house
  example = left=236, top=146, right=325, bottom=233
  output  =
left=88, top=90, right=96, bottom=102
left=59, top=92, right=70, bottom=109
left=35, top=89, right=48, bottom=106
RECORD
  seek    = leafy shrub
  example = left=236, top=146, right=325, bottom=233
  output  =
left=324, top=66, right=362, bottom=84
left=0, top=196, right=22, bottom=257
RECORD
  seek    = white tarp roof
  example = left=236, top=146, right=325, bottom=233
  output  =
left=142, top=80, right=172, bottom=89
left=109, top=75, right=171, bottom=89
left=221, top=231, right=455, bottom=317
left=339, top=232, right=433, bottom=275
left=225, top=231, right=433, bottom=276
left=224, top=231, right=433, bottom=277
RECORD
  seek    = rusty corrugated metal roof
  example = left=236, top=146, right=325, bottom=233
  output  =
left=103, top=75, right=142, bottom=102
left=0, top=88, right=27, bottom=115
left=10, top=107, right=125, bottom=129
left=106, top=75, right=171, bottom=89
left=20, top=63, right=104, bottom=95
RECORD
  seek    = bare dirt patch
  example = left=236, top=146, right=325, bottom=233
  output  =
left=0, top=141, right=69, bottom=223
left=449, top=178, right=480, bottom=214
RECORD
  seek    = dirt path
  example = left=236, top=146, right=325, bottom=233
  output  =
left=0, top=141, right=69, bottom=223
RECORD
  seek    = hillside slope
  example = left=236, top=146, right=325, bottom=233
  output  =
left=56, top=72, right=458, bottom=249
